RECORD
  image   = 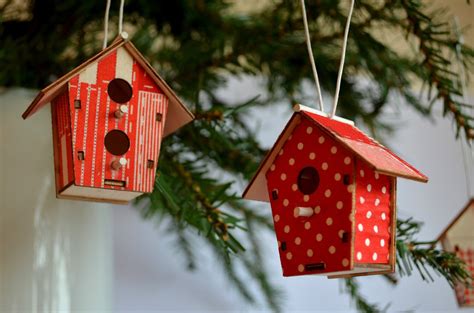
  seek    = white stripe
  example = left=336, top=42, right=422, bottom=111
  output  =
left=80, top=85, right=92, bottom=185
left=90, top=87, right=101, bottom=186
left=133, top=91, right=141, bottom=189
left=122, top=92, right=130, bottom=185
left=142, top=92, right=149, bottom=190
left=101, top=96, right=110, bottom=188
left=149, top=94, right=156, bottom=192
left=79, top=62, right=98, bottom=85
left=115, top=47, right=133, bottom=83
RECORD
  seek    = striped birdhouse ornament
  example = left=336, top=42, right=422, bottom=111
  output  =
left=22, top=35, right=194, bottom=204
left=243, top=105, right=428, bottom=278
left=438, top=198, right=474, bottom=307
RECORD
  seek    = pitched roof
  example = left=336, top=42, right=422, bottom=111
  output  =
left=22, top=35, right=194, bottom=137
left=437, top=198, right=474, bottom=241
left=243, top=104, right=428, bottom=202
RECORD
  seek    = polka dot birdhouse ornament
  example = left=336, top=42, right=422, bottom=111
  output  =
left=243, top=0, right=427, bottom=278
left=243, top=105, right=428, bottom=277
left=22, top=33, right=194, bottom=204
left=437, top=198, right=474, bottom=307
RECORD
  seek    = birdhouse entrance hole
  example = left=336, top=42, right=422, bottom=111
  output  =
left=107, top=78, right=133, bottom=103
left=297, top=167, right=319, bottom=194
left=104, top=130, right=130, bottom=156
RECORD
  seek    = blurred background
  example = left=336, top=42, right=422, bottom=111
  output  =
left=1, top=0, right=473, bottom=312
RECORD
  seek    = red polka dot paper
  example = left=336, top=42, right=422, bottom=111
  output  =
left=354, top=161, right=391, bottom=264
left=266, top=117, right=354, bottom=276
left=455, top=248, right=474, bottom=306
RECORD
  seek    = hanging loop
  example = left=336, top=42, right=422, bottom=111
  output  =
left=330, top=0, right=355, bottom=118
left=300, top=0, right=325, bottom=112
left=103, top=0, right=126, bottom=50
left=300, top=0, right=355, bottom=117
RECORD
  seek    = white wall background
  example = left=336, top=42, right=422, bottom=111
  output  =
left=0, top=89, right=113, bottom=312
left=113, top=77, right=474, bottom=312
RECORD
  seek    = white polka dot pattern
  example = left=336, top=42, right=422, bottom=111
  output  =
left=265, top=117, right=354, bottom=276
left=353, top=161, right=391, bottom=265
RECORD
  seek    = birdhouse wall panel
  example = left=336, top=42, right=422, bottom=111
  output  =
left=266, top=117, right=355, bottom=276
left=354, top=161, right=391, bottom=264
left=454, top=247, right=474, bottom=306
left=67, top=49, right=168, bottom=194
left=440, top=201, right=474, bottom=307
left=51, top=90, right=74, bottom=190
left=446, top=203, right=474, bottom=249
left=125, top=60, right=168, bottom=193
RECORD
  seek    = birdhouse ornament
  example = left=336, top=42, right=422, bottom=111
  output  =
left=22, top=34, right=194, bottom=204
left=244, top=0, right=427, bottom=278
left=243, top=105, right=428, bottom=277
left=438, top=199, right=474, bottom=307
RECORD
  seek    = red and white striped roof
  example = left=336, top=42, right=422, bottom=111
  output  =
left=22, top=35, right=193, bottom=137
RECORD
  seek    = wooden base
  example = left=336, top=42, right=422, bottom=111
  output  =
left=327, top=263, right=393, bottom=279
left=58, top=184, right=143, bottom=205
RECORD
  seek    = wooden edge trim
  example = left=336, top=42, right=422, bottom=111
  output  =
left=51, top=103, right=62, bottom=194
left=328, top=267, right=394, bottom=279
left=350, top=158, right=357, bottom=270
left=373, top=168, right=428, bottom=183
left=22, top=38, right=126, bottom=119
left=354, top=263, right=392, bottom=269
left=22, top=91, right=45, bottom=119
left=436, top=198, right=474, bottom=242
left=57, top=193, right=131, bottom=205
left=242, top=113, right=301, bottom=201
left=66, top=84, right=76, bottom=187
left=389, top=177, right=397, bottom=271
left=58, top=180, right=75, bottom=195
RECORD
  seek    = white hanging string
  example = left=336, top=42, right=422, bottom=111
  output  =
left=102, top=0, right=112, bottom=49
left=300, top=0, right=325, bottom=112
left=330, top=0, right=355, bottom=118
left=300, top=0, right=355, bottom=117
left=453, top=17, right=474, bottom=198
left=118, top=0, right=125, bottom=34
left=103, top=0, right=126, bottom=50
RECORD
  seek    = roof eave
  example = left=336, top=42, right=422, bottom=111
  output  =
left=22, top=36, right=127, bottom=119
left=242, top=112, right=302, bottom=203
left=299, top=112, right=428, bottom=183
left=436, top=198, right=474, bottom=242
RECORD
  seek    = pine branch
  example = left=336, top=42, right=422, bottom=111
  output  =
left=244, top=212, right=284, bottom=312
left=397, top=0, right=474, bottom=140
left=396, top=218, right=472, bottom=287
left=136, top=149, right=281, bottom=309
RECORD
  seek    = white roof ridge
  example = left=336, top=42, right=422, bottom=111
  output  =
left=293, top=104, right=355, bottom=126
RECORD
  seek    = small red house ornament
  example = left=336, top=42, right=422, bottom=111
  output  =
left=437, top=198, right=474, bottom=307
left=22, top=35, right=194, bottom=204
left=243, top=104, right=428, bottom=278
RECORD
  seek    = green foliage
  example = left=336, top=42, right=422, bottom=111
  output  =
left=396, top=218, right=472, bottom=287
left=343, top=218, right=472, bottom=313
left=1, top=0, right=473, bottom=311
